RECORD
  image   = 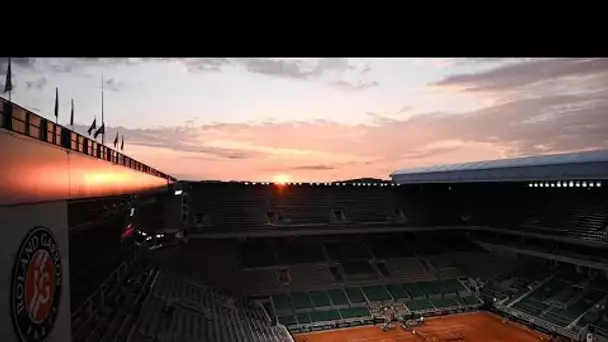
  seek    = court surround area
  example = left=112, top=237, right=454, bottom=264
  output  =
left=293, top=312, right=547, bottom=342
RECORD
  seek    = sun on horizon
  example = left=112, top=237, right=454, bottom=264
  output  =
left=274, top=174, right=291, bottom=184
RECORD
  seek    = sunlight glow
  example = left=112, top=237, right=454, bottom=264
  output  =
left=274, top=174, right=291, bottom=184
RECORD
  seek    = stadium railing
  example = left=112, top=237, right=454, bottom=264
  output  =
left=496, top=303, right=581, bottom=341
left=0, top=97, right=175, bottom=183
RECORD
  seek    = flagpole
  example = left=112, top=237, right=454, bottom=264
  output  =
left=55, top=88, right=58, bottom=124
left=7, top=58, right=11, bottom=102
left=6, top=57, right=12, bottom=102
left=101, top=73, right=105, bottom=146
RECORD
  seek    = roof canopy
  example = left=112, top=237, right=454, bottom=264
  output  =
left=390, top=149, right=608, bottom=184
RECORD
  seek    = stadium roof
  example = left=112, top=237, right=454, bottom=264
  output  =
left=391, top=149, right=608, bottom=184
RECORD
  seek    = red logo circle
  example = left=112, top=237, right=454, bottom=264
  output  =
left=11, top=226, right=62, bottom=342
left=24, top=249, right=56, bottom=324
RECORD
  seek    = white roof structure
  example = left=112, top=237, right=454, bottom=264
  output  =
left=391, top=149, right=608, bottom=184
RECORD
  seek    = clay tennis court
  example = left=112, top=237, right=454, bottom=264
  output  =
left=293, top=311, right=547, bottom=342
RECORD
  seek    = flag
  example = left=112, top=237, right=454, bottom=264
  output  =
left=113, top=132, right=119, bottom=148
left=121, top=135, right=124, bottom=151
left=94, top=122, right=105, bottom=139
left=4, top=58, right=12, bottom=94
left=54, top=88, right=59, bottom=120
left=70, top=99, right=74, bottom=127
left=87, top=117, right=97, bottom=136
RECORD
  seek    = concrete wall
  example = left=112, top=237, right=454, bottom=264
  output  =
left=0, top=130, right=170, bottom=206
left=0, top=201, right=71, bottom=342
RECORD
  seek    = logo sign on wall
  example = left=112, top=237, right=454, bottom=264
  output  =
left=11, top=226, right=62, bottom=342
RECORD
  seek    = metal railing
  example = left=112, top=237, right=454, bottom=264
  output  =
left=0, top=96, right=175, bottom=183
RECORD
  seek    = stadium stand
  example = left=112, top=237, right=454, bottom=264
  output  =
left=61, top=149, right=608, bottom=342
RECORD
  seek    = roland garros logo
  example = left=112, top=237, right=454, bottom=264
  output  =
left=11, top=226, right=62, bottom=342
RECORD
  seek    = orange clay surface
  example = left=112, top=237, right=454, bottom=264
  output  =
left=293, top=311, right=547, bottom=342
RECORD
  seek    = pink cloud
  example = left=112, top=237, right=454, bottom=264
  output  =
left=121, top=87, right=608, bottom=181
left=103, top=58, right=608, bottom=182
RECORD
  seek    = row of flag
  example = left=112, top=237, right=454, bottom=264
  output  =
left=86, top=116, right=124, bottom=150
left=4, top=57, right=125, bottom=151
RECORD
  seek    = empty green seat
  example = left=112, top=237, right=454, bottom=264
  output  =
left=345, top=287, right=366, bottom=303
left=387, top=284, right=409, bottom=299
left=291, top=292, right=313, bottom=309
left=310, top=309, right=341, bottom=322
left=543, top=310, right=573, bottom=327
left=418, top=281, right=440, bottom=296
left=273, top=294, right=293, bottom=314
left=454, top=296, right=468, bottom=306
left=361, top=285, right=392, bottom=302
left=310, top=291, right=332, bottom=307
left=431, top=297, right=457, bottom=308
left=443, top=279, right=465, bottom=293
left=402, top=283, right=425, bottom=298
left=278, top=315, right=297, bottom=326
left=328, top=289, right=349, bottom=305
left=406, top=299, right=434, bottom=311
left=462, top=295, right=482, bottom=305
left=340, top=307, right=371, bottom=319
left=296, top=312, right=311, bottom=324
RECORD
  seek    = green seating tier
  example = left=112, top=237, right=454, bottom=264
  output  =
left=443, top=279, right=465, bottom=293
left=310, top=291, right=332, bottom=307
left=310, top=309, right=341, bottom=322
left=387, top=284, right=409, bottom=299
left=462, top=295, right=482, bottom=305
left=430, top=297, right=457, bottom=309
left=361, top=285, right=392, bottom=302
left=402, top=283, right=425, bottom=298
left=345, top=287, right=366, bottom=303
left=340, top=307, right=371, bottom=319
left=296, top=313, right=311, bottom=324
left=417, top=281, right=440, bottom=296
left=513, top=297, right=547, bottom=316
left=278, top=315, right=297, bottom=326
left=328, top=289, right=349, bottom=305
left=406, top=299, right=434, bottom=311
left=273, top=294, right=293, bottom=314
left=291, top=292, right=313, bottom=309
left=543, top=310, right=574, bottom=327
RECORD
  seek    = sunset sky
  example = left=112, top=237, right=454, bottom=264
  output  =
left=2, top=58, right=607, bottom=181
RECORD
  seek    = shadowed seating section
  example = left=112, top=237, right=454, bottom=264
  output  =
left=272, top=294, right=294, bottom=315
left=277, top=241, right=325, bottom=264
left=367, top=235, right=415, bottom=259
left=241, top=241, right=277, bottom=268
left=187, top=183, right=408, bottom=235
left=326, top=241, right=371, bottom=261
left=341, top=260, right=377, bottom=279
left=435, top=279, right=466, bottom=295
left=385, top=258, right=435, bottom=282
left=243, top=269, right=281, bottom=294
left=287, top=263, right=335, bottom=292
left=130, top=271, right=287, bottom=342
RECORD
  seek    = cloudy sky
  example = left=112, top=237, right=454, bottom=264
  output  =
left=2, top=58, right=608, bottom=181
